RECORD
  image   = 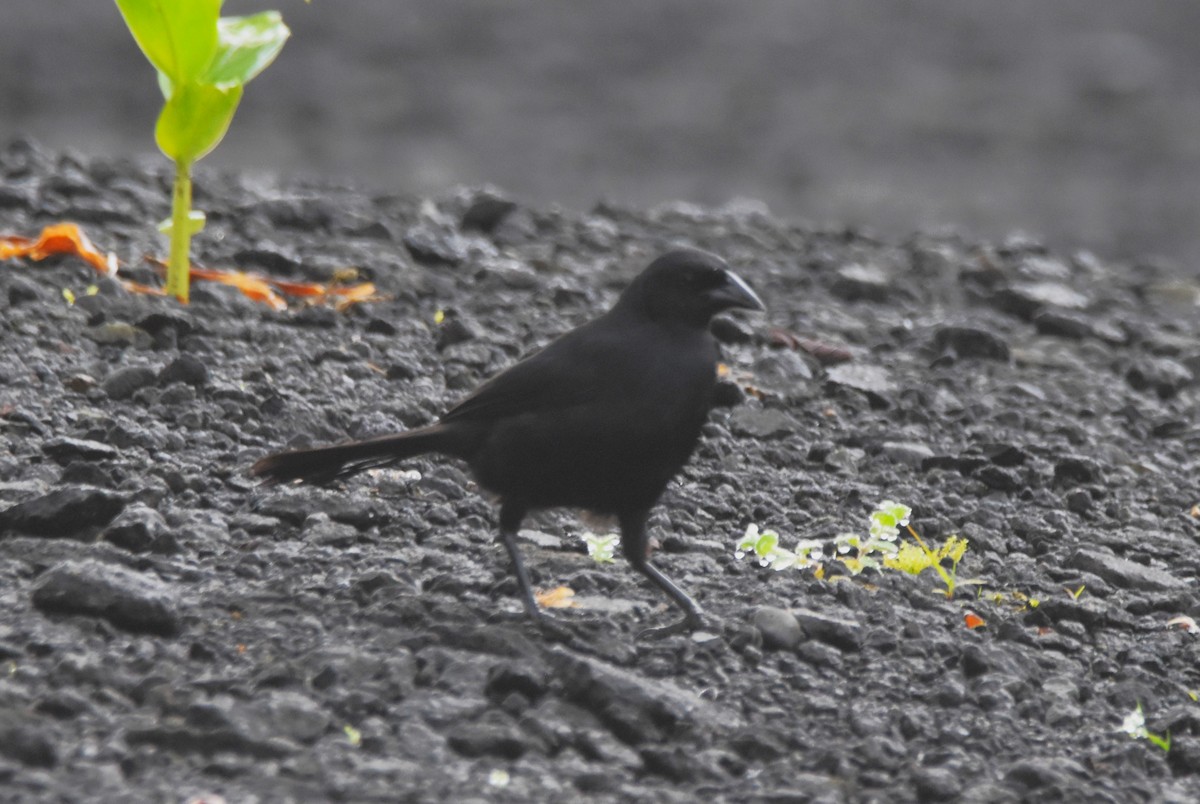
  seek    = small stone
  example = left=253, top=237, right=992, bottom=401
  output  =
left=32, top=559, right=180, bottom=635
left=63, top=373, right=98, bottom=393
left=1065, top=490, right=1092, bottom=515
left=727, top=408, right=797, bottom=439
left=791, top=608, right=864, bottom=651
left=403, top=226, right=468, bottom=265
left=86, top=322, right=151, bottom=348
left=0, top=713, right=57, bottom=767
left=830, top=263, right=891, bottom=303
left=1033, top=310, right=1092, bottom=339
left=302, top=512, right=358, bottom=548
left=931, top=327, right=1010, bottom=362
left=0, top=487, right=126, bottom=537
left=996, top=282, right=1089, bottom=319
left=461, top=194, right=517, bottom=233
left=826, top=363, right=898, bottom=397
left=912, top=767, right=963, bottom=801
left=102, top=503, right=179, bottom=554
left=158, top=354, right=209, bottom=387
left=881, top=441, right=935, bottom=468
left=445, top=717, right=532, bottom=759
left=1054, top=456, right=1102, bottom=487
left=752, top=606, right=803, bottom=651
left=6, top=275, right=44, bottom=305
left=1067, top=548, right=1186, bottom=591
left=257, top=691, right=331, bottom=744
left=976, top=465, right=1022, bottom=492
left=102, top=365, right=158, bottom=400
left=1126, top=357, right=1193, bottom=399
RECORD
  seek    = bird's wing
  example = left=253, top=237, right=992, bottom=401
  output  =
left=439, top=319, right=614, bottom=426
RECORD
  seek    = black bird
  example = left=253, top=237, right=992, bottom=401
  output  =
left=251, top=249, right=765, bottom=636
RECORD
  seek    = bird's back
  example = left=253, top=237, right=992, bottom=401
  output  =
left=450, top=309, right=720, bottom=514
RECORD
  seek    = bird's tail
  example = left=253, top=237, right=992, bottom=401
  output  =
left=250, top=425, right=455, bottom=485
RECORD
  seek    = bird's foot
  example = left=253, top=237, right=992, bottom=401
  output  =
left=637, top=610, right=705, bottom=641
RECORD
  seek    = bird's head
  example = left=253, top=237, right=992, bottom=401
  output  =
left=621, top=248, right=765, bottom=328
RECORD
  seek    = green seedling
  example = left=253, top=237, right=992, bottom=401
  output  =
left=114, top=0, right=290, bottom=302
left=735, top=524, right=825, bottom=572
left=343, top=724, right=362, bottom=747
left=582, top=532, right=618, bottom=564
left=886, top=527, right=969, bottom=598
left=1067, top=584, right=1086, bottom=600
left=733, top=501, right=973, bottom=597
left=1122, top=703, right=1170, bottom=752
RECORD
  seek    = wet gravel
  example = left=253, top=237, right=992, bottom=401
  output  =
left=2, top=138, right=1200, bottom=802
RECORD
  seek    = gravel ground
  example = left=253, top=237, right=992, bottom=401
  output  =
left=2, top=139, right=1200, bottom=802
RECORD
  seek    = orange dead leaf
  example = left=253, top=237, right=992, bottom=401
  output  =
left=964, top=611, right=986, bottom=630
left=1, top=222, right=117, bottom=276
left=188, top=266, right=288, bottom=311
left=535, top=586, right=577, bottom=609
left=5, top=223, right=379, bottom=310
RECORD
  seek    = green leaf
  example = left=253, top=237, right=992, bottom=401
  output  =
left=205, top=12, right=291, bottom=89
left=114, top=0, right=221, bottom=84
left=155, top=81, right=243, bottom=163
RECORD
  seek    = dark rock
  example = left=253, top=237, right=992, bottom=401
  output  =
left=912, top=766, right=964, bottom=801
left=1126, top=357, right=1193, bottom=399
left=1067, top=548, right=1186, bottom=591
left=931, top=326, right=1010, bottom=362
left=0, top=487, right=125, bottom=536
left=550, top=649, right=741, bottom=745
left=102, top=503, right=179, bottom=554
left=31, top=559, right=180, bottom=635
left=41, top=437, right=118, bottom=464
left=486, top=660, right=549, bottom=702
left=446, top=715, right=532, bottom=759
left=792, top=608, right=864, bottom=652
left=0, top=713, right=57, bottom=767
left=158, top=354, right=209, bottom=387
left=102, top=365, right=158, bottom=400
left=436, top=316, right=476, bottom=351
left=136, top=311, right=195, bottom=337
left=1053, top=456, right=1102, bottom=487
left=461, top=194, right=517, bottom=233
left=233, top=246, right=301, bottom=275
left=976, top=465, right=1022, bottom=492
left=403, top=226, right=468, bottom=265
left=7, top=275, right=44, bottom=306
left=1033, top=309, right=1093, bottom=339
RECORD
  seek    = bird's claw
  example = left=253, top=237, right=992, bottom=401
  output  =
left=637, top=611, right=705, bottom=641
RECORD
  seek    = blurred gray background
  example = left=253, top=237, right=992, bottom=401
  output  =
left=3, top=1, right=1199, bottom=267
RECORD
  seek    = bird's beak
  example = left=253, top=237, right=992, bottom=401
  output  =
left=710, top=269, right=766, bottom=312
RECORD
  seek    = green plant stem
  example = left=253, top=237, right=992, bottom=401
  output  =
left=166, top=159, right=193, bottom=302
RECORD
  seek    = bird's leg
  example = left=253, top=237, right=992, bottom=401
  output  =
left=498, top=502, right=572, bottom=640
left=619, top=511, right=705, bottom=639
